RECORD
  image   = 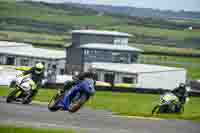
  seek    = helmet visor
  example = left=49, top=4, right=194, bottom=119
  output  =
left=35, top=68, right=42, bottom=74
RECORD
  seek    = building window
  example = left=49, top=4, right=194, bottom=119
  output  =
left=130, top=54, right=138, bottom=63
left=0, top=55, right=3, bottom=64
left=6, top=56, right=15, bottom=65
left=89, top=50, right=96, bottom=54
left=104, top=73, right=115, bottom=84
left=84, top=49, right=89, bottom=55
left=112, top=52, right=129, bottom=63
left=20, top=59, right=29, bottom=66
left=42, top=61, right=46, bottom=66
left=52, top=64, right=57, bottom=70
left=122, top=77, right=133, bottom=84
left=60, top=69, right=65, bottom=75
left=35, top=61, right=39, bottom=64
left=114, top=38, right=128, bottom=45
left=122, top=75, right=137, bottom=84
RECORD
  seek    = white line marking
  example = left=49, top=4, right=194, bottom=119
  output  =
left=32, top=101, right=48, bottom=105
left=112, top=115, right=164, bottom=120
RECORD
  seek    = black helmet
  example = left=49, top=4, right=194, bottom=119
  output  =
left=84, top=71, right=98, bottom=80
left=179, top=83, right=186, bottom=89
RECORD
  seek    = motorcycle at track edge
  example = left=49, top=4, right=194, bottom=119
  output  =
left=152, top=92, right=184, bottom=114
left=48, top=79, right=94, bottom=113
left=6, top=74, right=37, bottom=104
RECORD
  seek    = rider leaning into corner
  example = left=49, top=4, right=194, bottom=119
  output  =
left=60, top=70, right=97, bottom=94
left=58, top=70, right=97, bottom=111
left=10, top=62, right=45, bottom=100
left=171, top=83, right=189, bottom=105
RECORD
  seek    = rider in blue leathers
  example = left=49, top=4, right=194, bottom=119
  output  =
left=58, top=71, right=97, bottom=111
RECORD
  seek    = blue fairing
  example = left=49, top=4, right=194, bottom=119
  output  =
left=57, top=79, right=95, bottom=110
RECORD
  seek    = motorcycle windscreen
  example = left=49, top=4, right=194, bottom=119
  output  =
left=17, top=75, right=36, bottom=91
left=162, top=93, right=178, bottom=103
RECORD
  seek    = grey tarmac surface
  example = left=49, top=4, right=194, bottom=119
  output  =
left=0, top=97, right=199, bottom=133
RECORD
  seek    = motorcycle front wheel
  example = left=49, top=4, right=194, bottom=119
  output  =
left=68, top=93, right=89, bottom=113
left=6, top=88, right=21, bottom=103
left=152, top=105, right=160, bottom=115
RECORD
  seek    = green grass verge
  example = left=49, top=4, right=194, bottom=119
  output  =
left=86, top=92, right=200, bottom=121
left=139, top=54, right=200, bottom=79
left=0, top=30, right=68, bottom=47
left=0, top=1, right=120, bottom=26
left=169, top=19, right=200, bottom=25
left=131, top=43, right=200, bottom=55
left=107, top=25, right=200, bottom=40
left=0, top=125, right=76, bottom=133
left=1, top=87, right=200, bottom=121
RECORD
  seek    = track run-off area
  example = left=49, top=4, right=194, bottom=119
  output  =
left=0, top=97, right=199, bottom=133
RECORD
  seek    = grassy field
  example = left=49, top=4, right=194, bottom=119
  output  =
left=0, top=87, right=200, bottom=121
left=0, top=1, right=121, bottom=26
left=131, top=43, right=200, bottom=55
left=87, top=92, right=200, bottom=121
left=0, top=30, right=68, bottom=46
left=139, top=54, right=200, bottom=79
left=0, top=125, right=76, bottom=133
left=106, top=25, right=200, bottom=40
left=169, top=19, right=200, bottom=25
left=1, top=0, right=200, bottom=49
left=128, top=43, right=200, bottom=79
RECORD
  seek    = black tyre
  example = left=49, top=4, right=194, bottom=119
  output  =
left=152, top=105, right=160, bottom=115
left=48, top=94, right=62, bottom=112
left=176, top=105, right=184, bottom=114
left=68, top=93, right=88, bottom=113
left=22, top=97, right=32, bottom=104
left=6, top=89, right=20, bottom=103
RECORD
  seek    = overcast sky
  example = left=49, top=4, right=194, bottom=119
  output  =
left=30, top=0, right=200, bottom=12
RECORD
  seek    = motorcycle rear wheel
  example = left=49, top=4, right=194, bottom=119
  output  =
left=48, top=93, right=62, bottom=112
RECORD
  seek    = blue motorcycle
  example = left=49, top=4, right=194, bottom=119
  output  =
left=48, top=79, right=95, bottom=113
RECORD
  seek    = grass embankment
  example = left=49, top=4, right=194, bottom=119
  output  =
left=1, top=87, right=200, bottom=121
left=106, top=25, right=200, bottom=49
left=140, top=54, right=200, bottom=79
left=1, top=1, right=200, bottom=49
left=0, top=1, right=121, bottom=47
left=0, top=1, right=119, bottom=26
left=108, top=25, right=200, bottom=40
left=0, top=125, right=76, bottom=133
left=131, top=43, right=200, bottom=56
left=0, top=31, right=68, bottom=47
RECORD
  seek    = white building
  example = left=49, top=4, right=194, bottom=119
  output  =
left=0, top=41, right=65, bottom=75
left=91, top=62, right=186, bottom=89
left=66, top=29, right=187, bottom=89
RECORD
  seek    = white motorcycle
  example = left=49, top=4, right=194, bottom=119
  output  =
left=6, top=74, right=37, bottom=104
left=152, top=92, right=185, bottom=114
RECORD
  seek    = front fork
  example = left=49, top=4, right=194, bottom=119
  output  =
left=58, top=89, right=80, bottom=111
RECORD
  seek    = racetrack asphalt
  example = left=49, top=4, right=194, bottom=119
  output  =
left=0, top=97, right=199, bottom=133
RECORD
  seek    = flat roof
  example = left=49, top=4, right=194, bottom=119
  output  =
left=80, top=43, right=143, bottom=52
left=91, top=62, right=185, bottom=74
left=0, top=42, right=65, bottom=59
left=0, top=41, right=30, bottom=47
left=72, top=30, right=132, bottom=37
